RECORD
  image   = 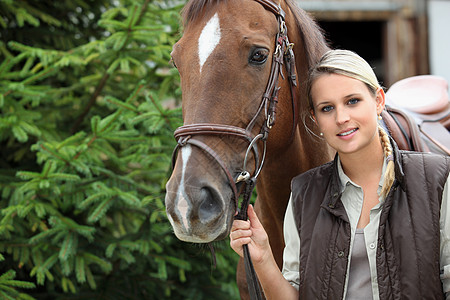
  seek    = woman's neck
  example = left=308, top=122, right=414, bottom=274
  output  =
left=339, top=141, right=384, bottom=186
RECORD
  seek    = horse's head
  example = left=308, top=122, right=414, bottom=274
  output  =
left=165, top=0, right=328, bottom=243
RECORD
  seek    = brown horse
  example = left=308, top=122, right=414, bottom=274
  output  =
left=165, top=0, right=332, bottom=297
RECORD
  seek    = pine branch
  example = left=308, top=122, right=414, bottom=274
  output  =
left=0, top=270, right=36, bottom=300
left=70, top=73, right=110, bottom=134
left=70, top=1, right=150, bottom=134
left=146, top=93, right=173, bottom=128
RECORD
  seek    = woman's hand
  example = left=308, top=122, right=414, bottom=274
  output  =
left=230, top=205, right=299, bottom=299
left=229, top=205, right=272, bottom=266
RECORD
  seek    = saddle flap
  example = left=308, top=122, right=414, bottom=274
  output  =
left=386, top=75, right=449, bottom=114
left=382, top=105, right=450, bottom=156
left=381, top=107, right=428, bottom=152
left=420, top=121, right=450, bottom=155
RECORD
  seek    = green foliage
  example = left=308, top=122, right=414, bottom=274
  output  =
left=0, top=0, right=240, bottom=299
left=0, top=269, right=36, bottom=300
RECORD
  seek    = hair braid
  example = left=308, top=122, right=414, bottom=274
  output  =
left=378, top=126, right=395, bottom=198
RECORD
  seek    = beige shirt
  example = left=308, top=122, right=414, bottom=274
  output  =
left=282, top=157, right=450, bottom=299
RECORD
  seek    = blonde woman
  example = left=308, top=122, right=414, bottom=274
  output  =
left=230, top=49, right=450, bottom=299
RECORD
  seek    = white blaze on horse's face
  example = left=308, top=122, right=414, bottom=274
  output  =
left=177, top=146, right=192, bottom=230
left=198, top=13, right=221, bottom=73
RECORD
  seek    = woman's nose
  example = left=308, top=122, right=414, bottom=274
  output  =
left=335, top=107, right=350, bottom=124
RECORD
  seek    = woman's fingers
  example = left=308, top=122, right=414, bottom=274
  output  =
left=231, top=219, right=251, bottom=231
left=230, top=229, right=252, bottom=242
left=230, top=220, right=252, bottom=242
left=229, top=205, right=273, bottom=265
left=247, top=205, right=262, bottom=228
left=230, top=235, right=252, bottom=248
left=230, top=218, right=253, bottom=256
left=248, top=205, right=268, bottom=240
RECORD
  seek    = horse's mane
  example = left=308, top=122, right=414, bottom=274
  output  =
left=283, top=0, right=329, bottom=70
left=181, top=0, right=328, bottom=70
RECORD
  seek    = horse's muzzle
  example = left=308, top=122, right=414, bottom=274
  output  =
left=165, top=175, right=233, bottom=243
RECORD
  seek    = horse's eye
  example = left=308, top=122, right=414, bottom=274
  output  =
left=249, top=48, right=269, bottom=65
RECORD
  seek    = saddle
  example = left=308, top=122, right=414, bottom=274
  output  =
left=382, top=75, right=450, bottom=156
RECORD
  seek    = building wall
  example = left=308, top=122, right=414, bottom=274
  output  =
left=428, top=0, right=450, bottom=85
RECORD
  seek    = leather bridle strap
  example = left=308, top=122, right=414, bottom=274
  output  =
left=285, top=42, right=298, bottom=142
left=254, top=0, right=285, bottom=18
left=172, top=137, right=240, bottom=202
left=175, top=123, right=254, bottom=140
left=172, top=124, right=261, bottom=208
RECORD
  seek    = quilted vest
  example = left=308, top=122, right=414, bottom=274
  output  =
left=291, top=142, right=449, bottom=300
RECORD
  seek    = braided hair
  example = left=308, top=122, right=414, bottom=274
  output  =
left=378, top=125, right=395, bottom=198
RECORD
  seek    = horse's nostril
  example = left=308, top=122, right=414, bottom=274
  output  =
left=198, top=187, right=222, bottom=223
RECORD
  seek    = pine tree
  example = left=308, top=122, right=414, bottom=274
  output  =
left=0, top=1, right=239, bottom=299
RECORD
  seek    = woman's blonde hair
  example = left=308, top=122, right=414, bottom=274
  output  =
left=306, top=49, right=380, bottom=110
left=306, top=49, right=395, bottom=198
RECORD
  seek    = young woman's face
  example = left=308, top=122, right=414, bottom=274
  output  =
left=311, top=73, right=385, bottom=156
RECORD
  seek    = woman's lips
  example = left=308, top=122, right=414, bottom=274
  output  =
left=337, top=128, right=358, bottom=137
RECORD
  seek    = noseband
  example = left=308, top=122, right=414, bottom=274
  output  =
left=171, top=2, right=297, bottom=299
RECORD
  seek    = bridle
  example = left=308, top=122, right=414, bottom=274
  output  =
left=171, top=1, right=297, bottom=299
left=172, top=0, right=297, bottom=206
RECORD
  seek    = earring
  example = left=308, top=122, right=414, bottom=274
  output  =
left=320, top=132, right=323, bottom=136
left=378, top=115, right=382, bottom=120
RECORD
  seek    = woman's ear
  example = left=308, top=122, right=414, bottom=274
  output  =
left=375, top=87, right=386, bottom=115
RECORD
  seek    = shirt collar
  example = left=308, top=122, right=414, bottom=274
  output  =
left=336, top=155, right=387, bottom=199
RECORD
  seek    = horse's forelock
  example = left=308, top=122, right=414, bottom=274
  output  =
left=181, top=0, right=225, bottom=26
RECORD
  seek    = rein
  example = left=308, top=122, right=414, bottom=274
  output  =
left=171, top=1, right=297, bottom=298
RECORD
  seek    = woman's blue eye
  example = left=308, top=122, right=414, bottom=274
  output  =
left=348, top=98, right=359, bottom=105
left=322, top=105, right=333, bottom=112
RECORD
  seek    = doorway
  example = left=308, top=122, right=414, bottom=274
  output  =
left=319, top=21, right=386, bottom=86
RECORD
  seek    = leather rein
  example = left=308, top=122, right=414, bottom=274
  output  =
left=171, top=1, right=297, bottom=298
